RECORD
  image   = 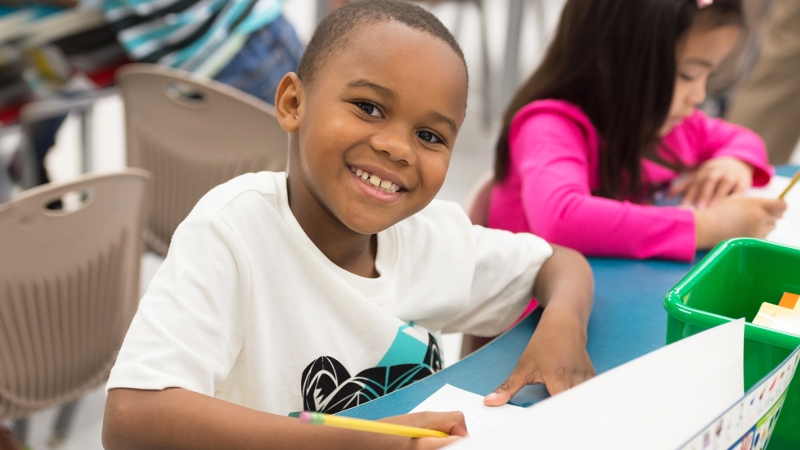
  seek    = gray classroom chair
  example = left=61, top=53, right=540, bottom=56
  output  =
left=118, top=64, right=289, bottom=256
left=0, top=169, right=149, bottom=445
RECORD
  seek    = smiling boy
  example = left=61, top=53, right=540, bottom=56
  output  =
left=102, top=2, right=595, bottom=449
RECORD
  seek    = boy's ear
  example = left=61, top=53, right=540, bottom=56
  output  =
left=274, top=72, right=305, bottom=133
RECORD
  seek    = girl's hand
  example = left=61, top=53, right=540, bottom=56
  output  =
left=671, top=157, right=754, bottom=209
left=379, top=412, right=467, bottom=449
left=483, top=309, right=595, bottom=406
left=694, top=196, right=787, bottom=249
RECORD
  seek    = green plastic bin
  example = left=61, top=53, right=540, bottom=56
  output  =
left=664, top=238, right=800, bottom=450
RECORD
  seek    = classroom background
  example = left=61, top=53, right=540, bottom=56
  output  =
left=2, top=0, right=800, bottom=448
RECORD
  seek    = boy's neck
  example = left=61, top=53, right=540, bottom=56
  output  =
left=287, top=176, right=379, bottom=278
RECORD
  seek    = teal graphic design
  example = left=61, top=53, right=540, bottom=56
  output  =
left=376, top=323, right=430, bottom=367
left=301, top=323, right=442, bottom=414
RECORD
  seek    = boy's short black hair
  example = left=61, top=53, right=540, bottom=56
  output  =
left=297, top=0, right=467, bottom=86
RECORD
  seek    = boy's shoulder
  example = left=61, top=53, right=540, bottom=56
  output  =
left=190, top=171, right=286, bottom=217
left=393, top=199, right=475, bottom=246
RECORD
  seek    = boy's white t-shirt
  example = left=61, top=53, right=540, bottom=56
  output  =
left=107, top=172, right=553, bottom=415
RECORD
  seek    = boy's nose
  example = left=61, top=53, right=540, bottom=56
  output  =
left=371, top=131, right=416, bottom=165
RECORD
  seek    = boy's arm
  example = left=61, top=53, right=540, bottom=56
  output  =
left=103, top=388, right=466, bottom=450
left=483, top=244, right=594, bottom=405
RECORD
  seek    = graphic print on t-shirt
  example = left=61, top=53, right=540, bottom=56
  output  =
left=301, top=323, right=442, bottom=414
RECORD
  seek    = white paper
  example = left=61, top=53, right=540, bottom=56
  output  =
left=680, top=348, right=800, bottom=450
left=448, top=319, right=745, bottom=450
left=747, top=175, right=800, bottom=248
left=409, top=384, right=526, bottom=436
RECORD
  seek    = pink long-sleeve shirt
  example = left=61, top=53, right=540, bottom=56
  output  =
left=488, top=100, right=773, bottom=262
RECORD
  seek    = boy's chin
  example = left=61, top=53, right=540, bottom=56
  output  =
left=338, top=207, right=417, bottom=235
left=342, top=216, right=404, bottom=235
left=335, top=197, right=437, bottom=235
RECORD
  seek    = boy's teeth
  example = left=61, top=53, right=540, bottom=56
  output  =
left=350, top=166, right=402, bottom=194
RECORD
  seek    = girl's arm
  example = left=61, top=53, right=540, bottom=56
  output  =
left=508, top=114, right=697, bottom=261
left=690, top=110, right=772, bottom=186
left=669, top=111, right=774, bottom=207
left=103, top=388, right=466, bottom=450
left=483, top=245, right=594, bottom=404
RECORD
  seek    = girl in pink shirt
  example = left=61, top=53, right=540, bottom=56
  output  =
left=489, top=0, right=786, bottom=262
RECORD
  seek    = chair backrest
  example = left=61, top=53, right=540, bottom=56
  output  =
left=464, top=171, right=495, bottom=226
left=118, top=63, right=288, bottom=255
left=0, top=169, right=149, bottom=420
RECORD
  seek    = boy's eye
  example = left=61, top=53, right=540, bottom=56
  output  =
left=417, top=130, right=441, bottom=144
left=357, top=102, right=383, bottom=118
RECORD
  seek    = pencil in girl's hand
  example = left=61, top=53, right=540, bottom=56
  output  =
left=778, top=169, right=800, bottom=200
left=297, top=411, right=450, bottom=439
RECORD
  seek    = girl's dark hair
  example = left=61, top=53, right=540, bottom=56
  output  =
left=494, top=0, right=743, bottom=200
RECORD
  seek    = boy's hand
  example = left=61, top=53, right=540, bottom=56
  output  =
left=483, top=309, right=595, bottom=406
left=671, top=156, right=754, bottom=209
left=481, top=245, right=595, bottom=406
left=379, top=412, right=467, bottom=449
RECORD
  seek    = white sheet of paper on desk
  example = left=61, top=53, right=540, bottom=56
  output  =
left=409, top=384, right=525, bottom=436
left=747, top=175, right=800, bottom=248
left=448, top=319, right=745, bottom=450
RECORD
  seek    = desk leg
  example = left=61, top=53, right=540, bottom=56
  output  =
left=476, top=0, right=492, bottom=127
left=501, top=0, right=524, bottom=111
left=0, top=141, right=14, bottom=203
left=11, top=418, right=27, bottom=447
left=316, top=0, right=328, bottom=26
left=534, top=0, right=547, bottom=51
left=79, top=107, right=93, bottom=173
left=17, top=132, right=38, bottom=189
left=49, top=399, right=80, bottom=446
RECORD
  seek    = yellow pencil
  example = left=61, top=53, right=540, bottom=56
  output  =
left=778, top=169, right=800, bottom=200
left=297, top=411, right=449, bottom=438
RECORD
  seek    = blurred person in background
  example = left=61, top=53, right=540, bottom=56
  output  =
left=727, top=0, right=800, bottom=164
left=104, top=0, right=304, bottom=103
left=4, top=0, right=303, bottom=195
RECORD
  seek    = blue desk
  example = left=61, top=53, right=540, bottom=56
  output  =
left=343, top=165, right=799, bottom=420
